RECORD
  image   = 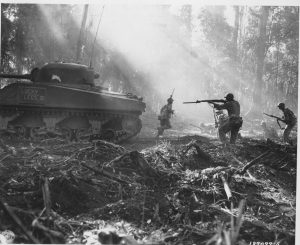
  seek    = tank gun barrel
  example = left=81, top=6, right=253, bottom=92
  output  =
left=0, top=73, right=32, bottom=80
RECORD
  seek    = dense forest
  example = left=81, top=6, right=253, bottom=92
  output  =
left=1, top=4, right=298, bottom=118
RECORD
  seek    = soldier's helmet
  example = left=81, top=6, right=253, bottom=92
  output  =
left=224, top=93, right=234, bottom=101
left=167, top=97, right=174, bottom=103
left=277, top=102, right=285, bottom=109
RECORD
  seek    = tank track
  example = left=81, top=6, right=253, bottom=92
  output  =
left=0, top=107, right=142, bottom=143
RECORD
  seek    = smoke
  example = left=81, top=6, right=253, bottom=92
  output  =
left=44, top=4, right=253, bottom=125
left=82, top=4, right=219, bottom=124
left=38, top=5, right=67, bottom=46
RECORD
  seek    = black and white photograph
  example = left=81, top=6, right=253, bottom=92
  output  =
left=0, top=1, right=298, bottom=244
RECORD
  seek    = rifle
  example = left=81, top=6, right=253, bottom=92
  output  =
left=263, top=113, right=285, bottom=129
left=170, top=88, right=175, bottom=98
left=183, top=99, right=226, bottom=104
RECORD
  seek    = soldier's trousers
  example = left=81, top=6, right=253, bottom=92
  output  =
left=283, top=123, right=296, bottom=144
left=157, top=119, right=171, bottom=136
left=218, top=118, right=242, bottom=144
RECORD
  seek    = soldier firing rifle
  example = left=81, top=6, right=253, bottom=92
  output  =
left=184, top=93, right=243, bottom=145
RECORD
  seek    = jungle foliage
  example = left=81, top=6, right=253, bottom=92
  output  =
left=1, top=4, right=298, bottom=115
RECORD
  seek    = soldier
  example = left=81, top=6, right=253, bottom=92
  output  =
left=261, top=121, right=279, bottom=140
left=277, top=102, right=297, bottom=144
left=157, top=96, right=174, bottom=137
left=211, top=93, right=243, bottom=144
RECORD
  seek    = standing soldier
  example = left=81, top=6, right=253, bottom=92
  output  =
left=157, top=96, right=174, bottom=137
left=211, top=93, right=243, bottom=145
left=277, top=103, right=297, bottom=144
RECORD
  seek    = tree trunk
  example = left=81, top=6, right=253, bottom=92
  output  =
left=76, top=4, right=89, bottom=62
left=15, top=21, right=24, bottom=73
left=249, top=6, right=270, bottom=118
left=232, top=6, right=241, bottom=99
left=0, top=4, right=2, bottom=68
left=233, top=6, right=240, bottom=61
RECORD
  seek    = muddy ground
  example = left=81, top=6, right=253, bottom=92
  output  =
left=0, top=121, right=297, bottom=245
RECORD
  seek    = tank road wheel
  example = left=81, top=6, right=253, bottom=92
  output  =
left=60, top=128, right=79, bottom=142
left=14, top=126, right=26, bottom=139
left=122, top=117, right=142, bottom=133
left=12, top=126, right=42, bottom=141
left=8, top=113, right=45, bottom=140
left=63, top=128, right=91, bottom=142
left=101, top=129, right=116, bottom=142
left=56, top=116, right=91, bottom=142
left=117, top=117, right=142, bottom=142
left=28, top=127, right=46, bottom=141
left=69, top=129, right=79, bottom=142
left=60, top=128, right=72, bottom=141
left=24, top=127, right=34, bottom=139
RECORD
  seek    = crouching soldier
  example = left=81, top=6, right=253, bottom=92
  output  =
left=157, top=96, right=174, bottom=137
left=211, top=93, right=243, bottom=145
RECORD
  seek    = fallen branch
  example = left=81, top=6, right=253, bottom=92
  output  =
left=32, top=219, right=65, bottom=243
left=155, top=151, right=171, bottom=167
left=201, top=166, right=232, bottom=177
left=107, top=151, right=160, bottom=177
left=184, top=224, right=209, bottom=237
left=229, top=154, right=244, bottom=166
left=0, top=199, right=40, bottom=244
left=0, top=139, right=16, bottom=155
left=220, top=175, right=232, bottom=201
left=231, top=200, right=246, bottom=244
left=229, top=154, right=256, bottom=180
left=183, top=141, right=212, bottom=162
left=274, top=155, right=289, bottom=167
left=238, top=151, right=271, bottom=175
left=80, top=161, right=130, bottom=185
left=0, top=154, right=10, bottom=164
left=41, top=177, right=51, bottom=222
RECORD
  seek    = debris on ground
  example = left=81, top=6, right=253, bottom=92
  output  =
left=0, top=133, right=296, bottom=244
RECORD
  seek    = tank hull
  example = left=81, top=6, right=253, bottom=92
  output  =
left=0, top=82, right=146, bottom=142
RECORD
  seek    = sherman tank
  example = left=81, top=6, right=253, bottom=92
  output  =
left=0, top=62, right=146, bottom=142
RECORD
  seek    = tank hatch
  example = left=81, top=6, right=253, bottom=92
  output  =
left=35, top=63, right=99, bottom=86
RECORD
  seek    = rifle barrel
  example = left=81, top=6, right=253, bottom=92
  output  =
left=200, top=99, right=225, bottom=103
left=263, top=113, right=283, bottom=121
left=0, top=73, right=31, bottom=80
left=183, top=99, right=225, bottom=104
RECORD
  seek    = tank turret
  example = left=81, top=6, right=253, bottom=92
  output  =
left=0, top=62, right=100, bottom=86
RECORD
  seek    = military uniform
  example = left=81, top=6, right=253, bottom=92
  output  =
left=278, top=104, right=297, bottom=144
left=213, top=94, right=243, bottom=144
left=157, top=98, right=174, bottom=136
